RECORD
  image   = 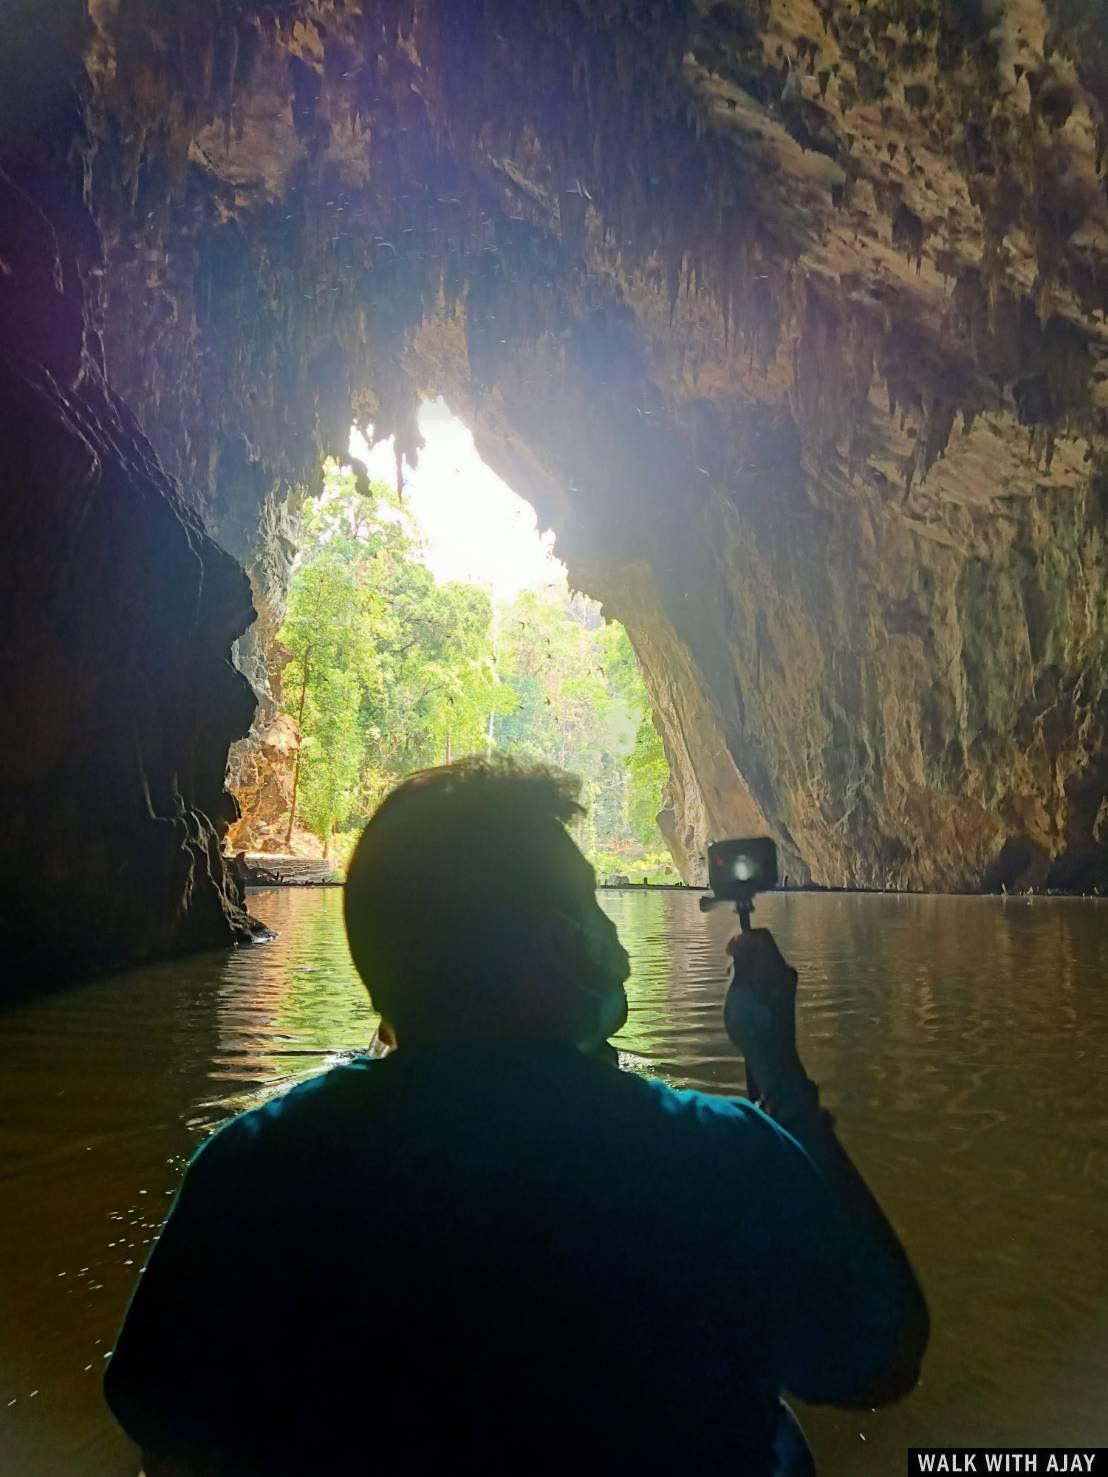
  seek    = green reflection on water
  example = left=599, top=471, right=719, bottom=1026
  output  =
left=2, top=887, right=1108, bottom=1477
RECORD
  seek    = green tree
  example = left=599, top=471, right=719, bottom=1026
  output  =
left=297, top=666, right=363, bottom=858
left=598, top=623, right=671, bottom=846
left=278, top=460, right=511, bottom=853
left=626, top=716, right=669, bottom=844
left=275, top=457, right=672, bottom=869
left=494, top=588, right=670, bottom=867
left=280, top=539, right=382, bottom=849
left=369, top=577, right=507, bottom=773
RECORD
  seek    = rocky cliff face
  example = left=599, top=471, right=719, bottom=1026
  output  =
left=5, top=0, right=1108, bottom=979
left=226, top=712, right=300, bottom=853
left=1, top=7, right=260, bottom=985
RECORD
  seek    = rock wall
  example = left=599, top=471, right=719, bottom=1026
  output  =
left=226, top=711, right=300, bottom=853
left=1, top=8, right=260, bottom=987
left=435, top=291, right=1108, bottom=889
left=595, top=417, right=1108, bottom=891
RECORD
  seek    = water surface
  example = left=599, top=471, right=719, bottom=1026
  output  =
left=2, top=889, right=1107, bottom=1474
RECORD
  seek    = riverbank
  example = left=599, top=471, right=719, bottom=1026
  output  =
left=237, top=853, right=342, bottom=887
left=238, top=865, right=1107, bottom=898
left=597, top=881, right=1108, bottom=898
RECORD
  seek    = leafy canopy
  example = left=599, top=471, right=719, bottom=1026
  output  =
left=276, top=459, right=672, bottom=874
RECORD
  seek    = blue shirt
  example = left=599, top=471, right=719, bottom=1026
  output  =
left=106, top=1041, right=903, bottom=1474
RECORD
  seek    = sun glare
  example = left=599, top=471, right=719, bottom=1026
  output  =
left=349, top=400, right=566, bottom=602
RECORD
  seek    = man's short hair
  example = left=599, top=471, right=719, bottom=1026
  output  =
left=344, top=758, right=588, bottom=1041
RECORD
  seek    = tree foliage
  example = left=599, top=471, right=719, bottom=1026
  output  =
left=595, top=623, right=672, bottom=846
left=277, top=460, right=672, bottom=872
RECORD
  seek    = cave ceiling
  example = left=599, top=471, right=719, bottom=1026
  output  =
left=85, top=0, right=1108, bottom=497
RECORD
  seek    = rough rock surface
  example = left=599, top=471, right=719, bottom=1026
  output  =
left=5, top=0, right=1108, bottom=984
left=1, top=11, right=260, bottom=986
left=227, top=711, right=300, bottom=853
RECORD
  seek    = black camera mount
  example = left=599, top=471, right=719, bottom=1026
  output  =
left=699, top=837, right=778, bottom=931
left=699, top=888, right=757, bottom=931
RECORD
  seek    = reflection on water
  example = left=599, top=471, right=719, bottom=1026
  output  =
left=2, top=888, right=1107, bottom=1474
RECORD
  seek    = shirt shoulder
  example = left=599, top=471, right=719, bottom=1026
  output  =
left=596, top=1069, right=811, bottom=1186
left=623, top=1070, right=790, bottom=1143
left=192, top=1057, right=380, bottom=1171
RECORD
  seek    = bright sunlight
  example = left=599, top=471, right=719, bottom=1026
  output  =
left=351, top=400, right=565, bottom=601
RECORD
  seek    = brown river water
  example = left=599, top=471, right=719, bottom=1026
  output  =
left=2, top=888, right=1107, bottom=1476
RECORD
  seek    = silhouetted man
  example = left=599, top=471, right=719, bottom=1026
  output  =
left=106, top=760, right=928, bottom=1476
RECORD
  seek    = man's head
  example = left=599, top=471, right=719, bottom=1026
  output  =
left=344, top=759, right=630, bottom=1050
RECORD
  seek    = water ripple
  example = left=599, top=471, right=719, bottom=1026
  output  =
left=2, top=889, right=1108, bottom=1472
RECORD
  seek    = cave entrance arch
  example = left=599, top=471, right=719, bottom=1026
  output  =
left=228, top=398, right=680, bottom=884
left=6, top=0, right=1108, bottom=984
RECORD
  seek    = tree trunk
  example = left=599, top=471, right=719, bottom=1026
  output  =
left=323, top=818, right=332, bottom=862
left=283, top=647, right=311, bottom=850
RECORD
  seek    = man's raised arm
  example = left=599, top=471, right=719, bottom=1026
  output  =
left=725, top=929, right=930, bottom=1408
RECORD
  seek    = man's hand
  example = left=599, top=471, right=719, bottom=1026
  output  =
left=724, top=929, right=807, bottom=1101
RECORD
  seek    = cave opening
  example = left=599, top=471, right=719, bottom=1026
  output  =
left=228, top=398, right=677, bottom=884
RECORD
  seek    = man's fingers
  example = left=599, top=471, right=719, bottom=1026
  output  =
left=727, top=931, right=798, bottom=997
left=726, top=928, right=783, bottom=966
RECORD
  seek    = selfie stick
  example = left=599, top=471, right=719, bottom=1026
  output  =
left=698, top=889, right=756, bottom=931
left=699, top=887, right=761, bottom=1099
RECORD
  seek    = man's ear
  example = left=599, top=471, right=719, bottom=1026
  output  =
left=378, top=1020, right=397, bottom=1048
